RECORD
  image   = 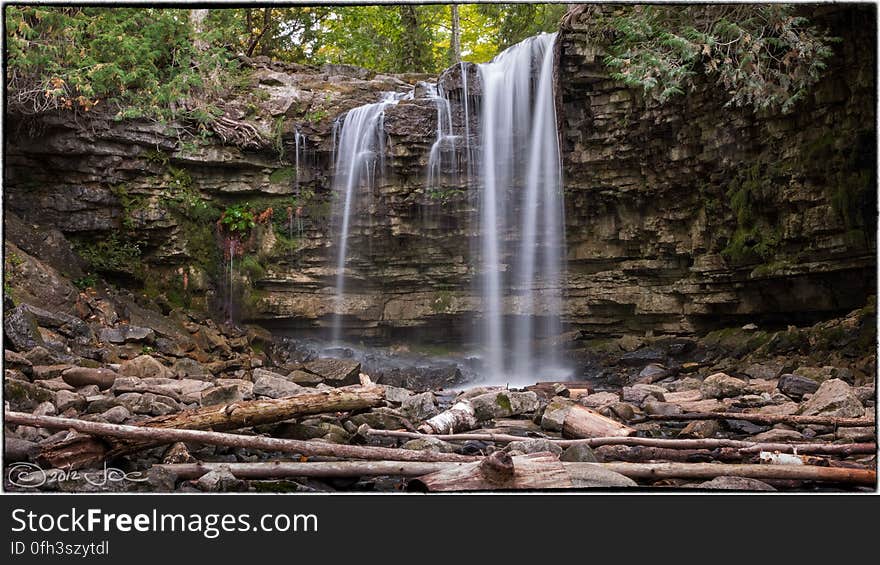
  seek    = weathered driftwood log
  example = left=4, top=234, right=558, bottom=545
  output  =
left=157, top=461, right=460, bottom=479
left=418, top=400, right=478, bottom=434
left=526, top=381, right=592, bottom=400
left=411, top=452, right=575, bottom=491
left=648, top=412, right=875, bottom=427
left=362, top=429, right=877, bottom=455
left=562, top=405, right=636, bottom=439
left=595, top=445, right=726, bottom=463
left=598, top=462, right=876, bottom=486
left=5, top=412, right=479, bottom=467
left=37, top=385, right=386, bottom=468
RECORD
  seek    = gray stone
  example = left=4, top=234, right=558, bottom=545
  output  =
left=777, top=373, right=820, bottom=399
left=55, top=389, right=86, bottom=412
left=31, top=364, right=72, bottom=380
left=696, top=476, right=776, bottom=491
left=171, top=358, right=210, bottom=380
left=384, top=386, right=414, bottom=404
left=619, top=348, right=665, bottom=367
left=101, top=405, right=131, bottom=424
left=579, top=391, right=619, bottom=409
left=643, top=401, right=682, bottom=416
left=4, top=305, right=45, bottom=351
left=560, top=444, right=599, bottom=463
left=798, top=379, right=865, bottom=418
left=401, top=392, right=438, bottom=422
left=24, top=346, right=66, bottom=366
left=347, top=407, right=411, bottom=430
left=751, top=428, right=804, bottom=442
left=200, top=384, right=244, bottom=407
left=99, top=325, right=155, bottom=344
left=469, top=391, right=540, bottom=421
left=622, top=384, right=666, bottom=405
left=119, top=355, right=173, bottom=379
left=506, top=438, right=563, bottom=456
left=402, top=437, right=459, bottom=453
left=196, top=466, right=248, bottom=492
left=637, top=363, right=669, bottom=383
left=541, top=398, right=574, bottom=432
left=701, top=373, right=751, bottom=399
left=289, top=369, right=323, bottom=385
left=5, top=379, right=56, bottom=411
left=253, top=373, right=306, bottom=399
left=303, top=358, right=360, bottom=386
left=5, top=437, right=39, bottom=462
left=566, top=465, right=638, bottom=488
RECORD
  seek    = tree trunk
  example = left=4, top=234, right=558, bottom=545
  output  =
left=450, top=4, right=462, bottom=64
left=648, top=412, right=875, bottom=427
left=6, top=412, right=479, bottom=468
left=157, top=461, right=459, bottom=480
left=26, top=385, right=388, bottom=467
left=246, top=7, right=273, bottom=57
left=597, top=461, right=876, bottom=486
left=190, top=9, right=209, bottom=51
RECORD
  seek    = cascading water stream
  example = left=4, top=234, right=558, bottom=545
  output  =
left=474, top=32, right=566, bottom=384
left=330, top=92, right=407, bottom=343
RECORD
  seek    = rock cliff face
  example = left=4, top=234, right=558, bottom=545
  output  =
left=4, top=5, right=875, bottom=344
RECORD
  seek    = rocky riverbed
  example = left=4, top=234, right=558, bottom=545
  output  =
left=4, top=220, right=876, bottom=492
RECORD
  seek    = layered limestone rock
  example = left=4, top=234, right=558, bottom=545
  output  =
left=4, top=5, right=875, bottom=343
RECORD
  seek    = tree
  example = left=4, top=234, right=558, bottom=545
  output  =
left=398, top=5, right=433, bottom=72
left=450, top=4, right=462, bottom=65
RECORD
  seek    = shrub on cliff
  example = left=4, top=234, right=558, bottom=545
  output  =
left=583, top=4, right=837, bottom=112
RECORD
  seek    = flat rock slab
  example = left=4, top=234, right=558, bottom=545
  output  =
left=303, top=358, right=360, bottom=386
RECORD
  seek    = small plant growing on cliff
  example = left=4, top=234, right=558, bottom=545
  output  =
left=220, top=204, right=257, bottom=234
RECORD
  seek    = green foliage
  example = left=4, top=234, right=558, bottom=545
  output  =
left=110, top=184, right=148, bottom=229
left=221, top=203, right=256, bottom=234
left=6, top=253, right=24, bottom=268
left=427, top=187, right=466, bottom=204
left=73, top=274, right=99, bottom=290
left=592, top=4, right=837, bottom=111
left=240, top=255, right=266, bottom=280
left=73, top=234, right=143, bottom=276
left=6, top=7, right=237, bottom=121
left=720, top=163, right=783, bottom=264
left=141, top=345, right=155, bottom=355
left=269, top=167, right=297, bottom=184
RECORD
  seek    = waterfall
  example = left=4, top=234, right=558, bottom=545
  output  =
left=330, top=92, right=406, bottom=343
left=425, top=82, right=457, bottom=197
left=475, top=32, right=566, bottom=384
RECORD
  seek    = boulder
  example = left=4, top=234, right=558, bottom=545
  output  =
left=695, top=477, right=776, bottom=491
left=751, top=428, right=804, bottom=442
left=700, top=373, right=751, bottom=399
left=119, top=355, right=173, bottom=379
left=566, top=466, right=638, bottom=488
left=61, top=367, right=119, bottom=390
left=200, top=384, right=245, bottom=407
left=401, top=392, right=438, bottom=422
left=3, top=305, right=45, bottom=351
left=5, top=437, right=39, bottom=462
left=560, top=444, right=599, bottom=463
left=171, top=358, right=211, bottom=380
left=5, top=379, right=56, bottom=411
left=678, top=420, right=722, bottom=439
left=776, top=373, right=819, bottom=399
left=31, top=364, right=73, bottom=380
left=622, top=384, right=666, bottom=405
left=55, top=389, right=86, bottom=412
left=101, top=405, right=131, bottom=424
left=798, top=379, right=865, bottom=418
left=506, top=439, right=563, bottom=456
left=579, top=391, right=620, bottom=409
left=619, top=347, right=665, bottom=367
left=196, top=466, right=248, bottom=492
left=253, top=373, right=306, bottom=399
left=24, top=346, right=68, bottom=366
left=540, top=398, right=575, bottom=432
left=289, top=369, right=323, bottom=385
left=303, top=358, right=360, bottom=386
left=99, top=325, right=156, bottom=344
left=636, top=363, right=669, bottom=383
left=402, top=437, right=459, bottom=453
left=469, top=391, right=540, bottom=421
left=794, top=366, right=854, bottom=385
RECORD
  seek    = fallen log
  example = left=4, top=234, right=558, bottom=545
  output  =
left=362, top=429, right=877, bottom=455
left=563, top=405, right=636, bottom=439
left=157, top=460, right=459, bottom=479
left=411, top=452, right=576, bottom=491
left=648, top=412, right=875, bottom=427
left=5, top=412, right=479, bottom=467
left=594, top=445, right=726, bottom=463
left=39, top=385, right=386, bottom=468
left=598, top=461, right=876, bottom=486
left=418, top=400, right=478, bottom=434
